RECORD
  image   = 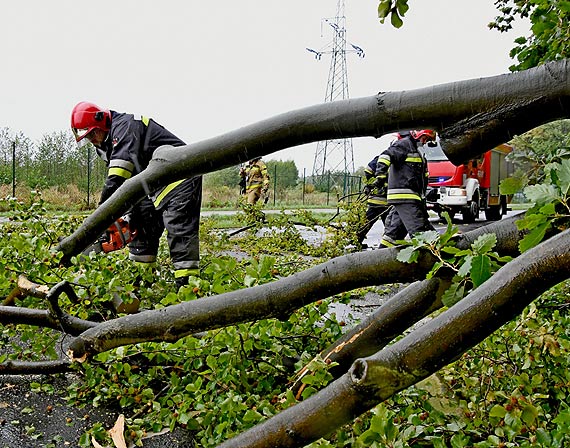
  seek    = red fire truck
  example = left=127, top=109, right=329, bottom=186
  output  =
left=424, top=143, right=514, bottom=222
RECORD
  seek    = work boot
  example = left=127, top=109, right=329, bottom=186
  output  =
left=175, top=276, right=189, bottom=290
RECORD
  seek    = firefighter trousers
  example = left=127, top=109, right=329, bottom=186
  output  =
left=128, top=176, right=202, bottom=282
left=380, top=201, right=434, bottom=247
left=357, top=203, right=390, bottom=245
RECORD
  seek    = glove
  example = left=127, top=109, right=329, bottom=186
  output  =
left=363, top=184, right=372, bottom=195
left=373, top=178, right=384, bottom=190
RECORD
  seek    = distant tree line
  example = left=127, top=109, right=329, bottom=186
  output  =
left=0, top=127, right=107, bottom=194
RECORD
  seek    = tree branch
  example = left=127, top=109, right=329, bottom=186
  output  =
left=56, top=59, right=570, bottom=260
left=218, top=229, right=570, bottom=448
left=66, top=214, right=530, bottom=360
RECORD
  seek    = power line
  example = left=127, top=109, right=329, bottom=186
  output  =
left=307, top=0, right=364, bottom=184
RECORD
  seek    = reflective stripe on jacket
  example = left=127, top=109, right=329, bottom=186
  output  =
left=244, top=160, right=269, bottom=191
left=375, top=136, right=429, bottom=204
left=97, top=112, right=196, bottom=207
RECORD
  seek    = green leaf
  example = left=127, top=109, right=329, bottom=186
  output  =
left=472, top=233, right=497, bottom=255
left=442, top=283, right=465, bottom=307
left=500, top=176, right=525, bottom=195
left=390, top=11, right=404, bottom=28
left=377, top=0, right=391, bottom=19
left=441, top=246, right=461, bottom=255
left=457, top=255, right=473, bottom=278
left=242, top=409, right=262, bottom=422
left=539, top=201, right=557, bottom=216
left=516, top=212, right=547, bottom=230
left=519, top=221, right=551, bottom=253
left=397, top=246, right=418, bottom=263
left=523, top=183, right=560, bottom=205
left=395, top=0, right=409, bottom=16
left=470, top=255, right=492, bottom=288
left=557, top=158, right=570, bottom=194
left=521, top=403, right=539, bottom=426
left=489, top=404, right=507, bottom=418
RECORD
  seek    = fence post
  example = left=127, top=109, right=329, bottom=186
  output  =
left=87, top=145, right=92, bottom=208
left=326, top=172, right=331, bottom=206
left=302, top=169, right=305, bottom=206
left=12, top=141, right=16, bottom=198
left=273, top=165, right=277, bottom=206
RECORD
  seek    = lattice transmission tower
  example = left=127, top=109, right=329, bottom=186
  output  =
left=307, top=0, right=364, bottom=183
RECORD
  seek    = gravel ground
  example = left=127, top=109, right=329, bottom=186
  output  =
left=0, top=284, right=396, bottom=448
left=0, top=373, right=196, bottom=448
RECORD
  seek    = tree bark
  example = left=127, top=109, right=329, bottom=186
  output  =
left=218, top=229, right=570, bottom=448
left=56, top=59, right=570, bottom=261
left=67, top=248, right=435, bottom=359
left=291, top=213, right=529, bottom=391
left=66, top=214, right=529, bottom=360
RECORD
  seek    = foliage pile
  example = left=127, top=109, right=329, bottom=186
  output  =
left=1, top=185, right=570, bottom=447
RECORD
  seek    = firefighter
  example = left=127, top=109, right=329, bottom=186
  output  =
left=357, top=132, right=409, bottom=248
left=70, top=101, right=202, bottom=289
left=375, top=129, right=436, bottom=248
left=240, top=157, right=270, bottom=205
left=356, top=154, right=389, bottom=248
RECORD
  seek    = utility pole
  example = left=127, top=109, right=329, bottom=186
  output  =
left=307, top=0, right=364, bottom=189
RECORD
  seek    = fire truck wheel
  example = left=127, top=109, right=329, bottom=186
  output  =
left=462, top=200, right=479, bottom=223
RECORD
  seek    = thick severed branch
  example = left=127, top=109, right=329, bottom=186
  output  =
left=67, top=248, right=436, bottom=360
left=0, top=359, right=73, bottom=375
left=217, top=229, right=570, bottom=448
left=67, top=214, right=528, bottom=360
left=56, top=59, right=570, bottom=261
left=0, top=306, right=95, bottom=335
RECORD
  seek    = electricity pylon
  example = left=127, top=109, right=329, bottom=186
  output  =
left=307, top=0, right=364, bottom=186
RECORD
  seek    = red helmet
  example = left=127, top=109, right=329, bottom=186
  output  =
left=70, top=101, right=111, bottom=142
left=410, top=129, right=436, bottom=141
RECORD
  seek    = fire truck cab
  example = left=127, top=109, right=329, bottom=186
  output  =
left=424, top=143, right=514, bottom=222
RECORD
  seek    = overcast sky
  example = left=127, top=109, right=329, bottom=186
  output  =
left=0, top=1, right=528, bottom=173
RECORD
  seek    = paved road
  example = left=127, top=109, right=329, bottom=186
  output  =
left=362, top=209, right=524, bottom=248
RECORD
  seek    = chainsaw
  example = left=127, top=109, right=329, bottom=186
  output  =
left=82, top=217, right=137, bottom=255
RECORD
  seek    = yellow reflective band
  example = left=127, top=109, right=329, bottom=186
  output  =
left=142, top=116, right=150, bottom=126
left=368, top=198, right=388, bottom=205
left=387, top=193, right=421, bottom=201
left=175, top=268, right=200, bottom=278
left=153, top=179, right=185, bottom=207
left=108, top=167, right=132, bottom=179
left=380, top=238, right=396, bottom=247
left=378, top=158, right=391, bottom=166
left=405, top=157, right=423, bottom=163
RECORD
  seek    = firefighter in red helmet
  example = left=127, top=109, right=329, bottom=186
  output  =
left=71, top=101, right=202, bottom=290
left=374, top=129, right=437, bottom=248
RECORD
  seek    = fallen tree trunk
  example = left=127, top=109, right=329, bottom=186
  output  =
left=56, top=59, right=570, bottom=261
left=292, top=212, right=529, bottom=387
left=218, top=228, right=570, bottom=448
left=66, top=213, right=529, bottom=360
left=67, top=247, right=435, bottom=360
